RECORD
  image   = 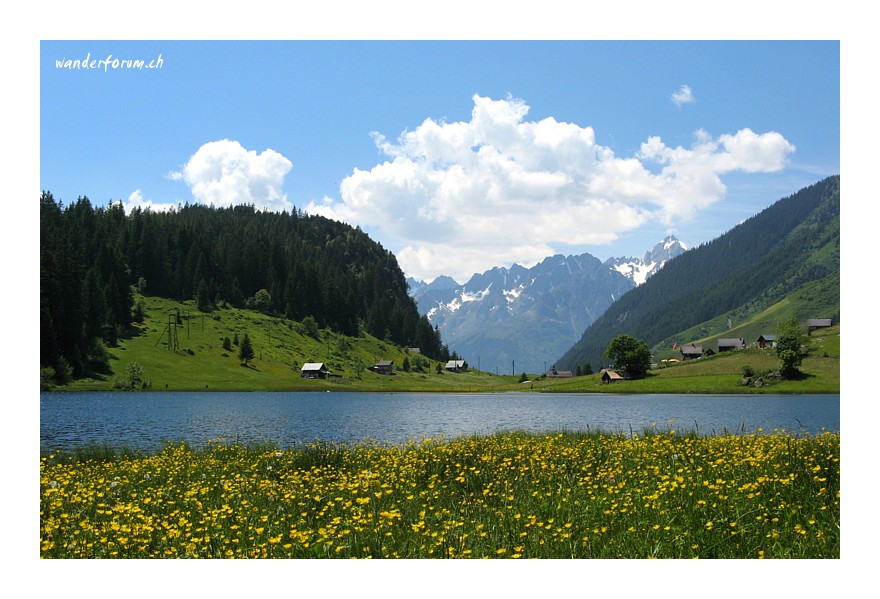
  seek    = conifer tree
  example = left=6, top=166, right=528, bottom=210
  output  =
left=238, top=333, right=255, bottom=366
left=196, top=279, right=212, bottom=312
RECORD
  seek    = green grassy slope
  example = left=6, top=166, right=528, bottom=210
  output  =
left=51, top=294, right=838, bottom=394
left=57, top=294, right=520, bottom=392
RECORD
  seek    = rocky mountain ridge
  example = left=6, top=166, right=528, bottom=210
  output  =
left=406, top=236, right=688, bottom=373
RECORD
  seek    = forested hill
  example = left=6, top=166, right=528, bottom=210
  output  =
left=40, top=193, right=448, bottom=381
left=556, top=175, right=841, bottom=372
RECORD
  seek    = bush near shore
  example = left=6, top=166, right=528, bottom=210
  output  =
left=40, top=429, right=839, bottom=559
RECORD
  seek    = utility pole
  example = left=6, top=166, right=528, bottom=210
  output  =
left=155, top=312, right=179, bottom=351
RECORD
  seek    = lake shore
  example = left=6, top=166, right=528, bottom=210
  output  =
left=48, top=365, right=840, bottom=395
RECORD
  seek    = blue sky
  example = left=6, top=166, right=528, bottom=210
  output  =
left=40, top=40, right=838, bottom=282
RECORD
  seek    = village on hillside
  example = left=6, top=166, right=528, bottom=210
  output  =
left=603, top=318, right=834, bottom=385
left=297, top=319, right=835, bottom=383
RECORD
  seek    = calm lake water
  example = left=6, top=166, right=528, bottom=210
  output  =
left=39, top=392, right=840, bottom=453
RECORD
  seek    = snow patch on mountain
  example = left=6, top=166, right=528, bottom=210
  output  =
left=504, top=282, right=526, bottom=303
left=666, top=238, right=687, bottom=251
left=611, top=260, right=657, bottom=286
left=448, top=284, right=493, bottom=312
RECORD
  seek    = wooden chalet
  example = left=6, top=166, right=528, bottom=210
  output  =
left=300, top=362, right=331, bottom=379
left=807, top=318, right=833, bottom=335
left=717, top=338, right=745, bottom=352
left=756, top=334, right=776, bottom=349
left=445, top=360, right=468, bottom=373
left=601, top=369, right=630, bottom=384
left=370, top=360, right=394, bottom=375
left=679, top=343, right=713, bottom=360
left=546, top=368, right=573, bottom=379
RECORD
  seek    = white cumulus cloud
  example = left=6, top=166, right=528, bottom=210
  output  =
left=671, top=84, right=695, bottom=107
left=307, top=94, right=795, bottom=282
left=171, top=139, right=293, bottom=211
left=123, top=189, right=178, bottom=213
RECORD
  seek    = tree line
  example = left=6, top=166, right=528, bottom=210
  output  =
left=40, top=192, right=450, bottom=383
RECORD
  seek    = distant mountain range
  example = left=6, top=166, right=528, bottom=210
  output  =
left=407, top=236, right=688, bottom=374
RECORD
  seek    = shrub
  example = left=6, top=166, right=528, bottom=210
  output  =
left=776, top=317, right=807, bottom=378
left=301, top=316, right=320, bottom=339
left=40, top=367, right=56, bottom=391
left=127, top=362, right=145, bottom=389
left=55, top=356, right=74, bottom=385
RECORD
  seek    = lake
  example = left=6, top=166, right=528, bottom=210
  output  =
left=39, top=391, right=840, bottom=453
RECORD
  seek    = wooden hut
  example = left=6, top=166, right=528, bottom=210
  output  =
left=301, top=362, right=331, bottom=379
left=371, top=360, right=394, bottom=375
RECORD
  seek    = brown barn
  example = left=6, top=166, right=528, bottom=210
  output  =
left=680, top=344, right=712, bottom=360
left=807, top=319, right=833, bottom=335
left=756, top=334, right=776, bottom=349
left=546, top=368, right=573, bottom=379
left=601, top=369, right=630, bottom=383
left=371, top=360, right=394, bottom=375
left=717, top=338, right=745, bottom=352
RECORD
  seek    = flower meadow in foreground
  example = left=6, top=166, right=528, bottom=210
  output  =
left=40, top=430, right=839, bottom=558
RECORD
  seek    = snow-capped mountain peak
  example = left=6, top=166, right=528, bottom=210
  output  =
left=605, top=236, right=688, bottom=286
